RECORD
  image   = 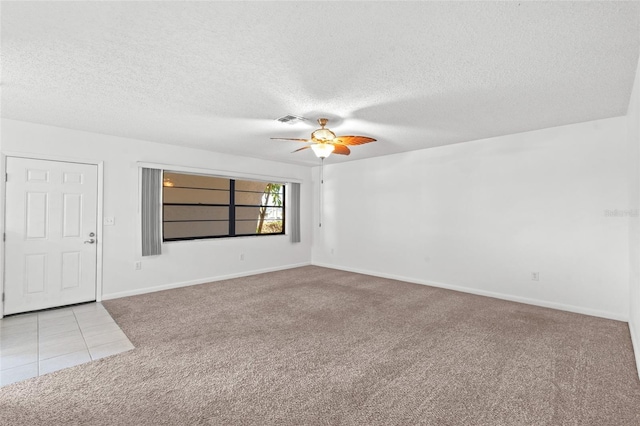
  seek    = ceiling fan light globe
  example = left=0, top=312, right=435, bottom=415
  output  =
left=311, top=143, right=335, bottom=159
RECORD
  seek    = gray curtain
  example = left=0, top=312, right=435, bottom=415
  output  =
left=141, top=168, right=162, bottom=256
left=290, top=182, right=301, bottom=243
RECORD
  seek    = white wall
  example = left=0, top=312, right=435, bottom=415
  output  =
left=628, top=54, right=640, bottom=374
left=1, top=119, right=312, bottom=302
left=312, top=117, right=630, bottom=320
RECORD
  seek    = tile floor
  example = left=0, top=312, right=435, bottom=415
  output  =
left=0, top=302, right=134, bottom=387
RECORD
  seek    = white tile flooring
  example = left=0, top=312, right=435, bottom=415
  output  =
left=0, top=302, right=134, bottom=387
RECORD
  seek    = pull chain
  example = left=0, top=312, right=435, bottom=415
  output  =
left=319, top=157, right=324, bottom=227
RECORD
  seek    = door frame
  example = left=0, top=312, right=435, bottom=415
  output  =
left=0, top=152, right=105, bottom=319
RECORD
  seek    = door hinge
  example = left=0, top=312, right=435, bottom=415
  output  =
left=2, top=293, right=4, bottom=302
left=2, top=233, right=4, bottom=242
left=4, top=173, right=7, bottom=182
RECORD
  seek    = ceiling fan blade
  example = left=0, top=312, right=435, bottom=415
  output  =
left=292, top=146, right=311, bottom=153
left=333, top=136, right=376, bottom=146
left=271, top=138, right=310, bottom=142
left=332, top=144, right=351, bottom=156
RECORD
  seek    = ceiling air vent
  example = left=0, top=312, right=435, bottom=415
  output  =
left=276, top=114, right=306, bottom=124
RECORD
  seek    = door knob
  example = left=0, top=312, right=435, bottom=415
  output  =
left=84, top=239, right=96, bottom=244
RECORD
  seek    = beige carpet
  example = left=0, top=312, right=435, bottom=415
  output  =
left=1, top=266, right=639, bottom=425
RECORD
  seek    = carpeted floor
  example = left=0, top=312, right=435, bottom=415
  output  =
left=1, top=266, right=639, bottom=425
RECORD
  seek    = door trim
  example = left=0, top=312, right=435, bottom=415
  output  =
left=1, top=152, right=104, bottom=319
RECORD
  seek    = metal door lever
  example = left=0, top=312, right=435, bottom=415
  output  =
left=84, top=239, right=96, bottom=244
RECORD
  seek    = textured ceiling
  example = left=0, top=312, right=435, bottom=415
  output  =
left=1, top=1, right=639, bottom=166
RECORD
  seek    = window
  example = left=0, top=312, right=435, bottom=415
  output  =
left=162, top=171, right=285, bottom=241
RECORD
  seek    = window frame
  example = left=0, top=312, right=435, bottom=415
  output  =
left=161, top=170, right=286, bottom=242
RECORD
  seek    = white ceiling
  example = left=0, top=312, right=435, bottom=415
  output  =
left=2, top=1, right=639, bottom=166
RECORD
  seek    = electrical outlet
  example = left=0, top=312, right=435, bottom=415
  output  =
left=104, top=217, right=115, bottom=226
left=240, top=253, right=245, bottom=261
left=531, top=272, right=539, bottom=281
left=330, top=248, right=334, bottom=255
left=135, top=261, right=142, bottom=270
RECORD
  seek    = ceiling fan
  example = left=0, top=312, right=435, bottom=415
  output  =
left=271, top=118, right=376, bottom=159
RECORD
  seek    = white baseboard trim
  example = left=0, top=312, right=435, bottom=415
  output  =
left=629, top=320, right=640, bottom=380
left=101, top=262, right=311, bottom=300
left=311, top=262, right=628, bottom=322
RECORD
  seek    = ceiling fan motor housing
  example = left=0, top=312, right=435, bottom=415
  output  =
left=312, top=128, right=336, bottom=142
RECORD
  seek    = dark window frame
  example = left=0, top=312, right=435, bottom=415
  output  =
left=162, top=171, right=285, bottom=242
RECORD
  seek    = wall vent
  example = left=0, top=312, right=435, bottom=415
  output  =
left=276, top=115, right=306, bottom=124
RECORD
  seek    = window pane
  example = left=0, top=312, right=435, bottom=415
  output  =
left=164, top=221, right=229, bottom=239
left=163, top=173, right=229, bottom=190
left=261, top=183, right=284, bottom=207
left=235, top=220, right=259, bottom=235
left=164, top=205, right=228, bottom=222
left=235, top=206, right=262, bottom=221
left=263, top=207, right=284, bottom=220
left=235, top=205, right=284, bottom=235
left=235, top=180, right=267, bottom=192
left=235, top=206, right=282, bottom=221
left=254, top=220, right=284, bottom=234
left=235, top=182, right=283, bottom=207
left=164, top=187, right=229, bottom=204
left=162, top=172, right=284, bottom=241
left=235, top=191, right=266, bottom=205
left=235, top=220, right=283, bottom=235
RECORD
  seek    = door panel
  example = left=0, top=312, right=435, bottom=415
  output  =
left=4, top=157, right=98, bottom=315
left=25, top=254, right=47, bottom=294
left=62, top=193, right=82, bottom=237
left=26, top=192, right=48, bottom=238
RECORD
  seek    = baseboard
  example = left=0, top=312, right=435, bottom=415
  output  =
left=629, top=320, right=640, bottom=380
left=102, top=259, right=628, bottom=323
left=101, top=262, right=311, bottom=300
left=311, top=262, right=628, bottom=322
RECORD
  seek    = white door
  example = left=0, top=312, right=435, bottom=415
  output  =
left=4, top=157, right=98, bottom=315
